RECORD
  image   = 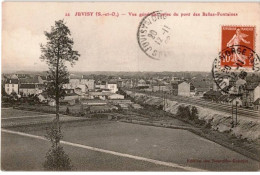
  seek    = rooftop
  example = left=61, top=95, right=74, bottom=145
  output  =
left=20, top=84, right=36, bottom=89
left=6, top=79, right=19, bottom=84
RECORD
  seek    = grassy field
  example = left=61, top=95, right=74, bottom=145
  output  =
left=2, top=131, right=182, bottom=171
left=1, top=108, right=259, bottom=171
left=1, top=108, right=87, bottom=128
left=14, top=104, right=83, bottom=114
left=1, top=108, right=45, bottom=118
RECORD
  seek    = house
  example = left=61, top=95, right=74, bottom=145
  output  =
left=124, top=79, right=134, bottom=88
left=19, top=76, right=46, bottom=96
left=108, top=94, right=124, bottom=100
left=107, top=82, right=118, bottom=93
left=66, top=75, right=81, bottom=89
left=88, top=91, right=112, bottom=100
left=75, top=84, right=88, bottom=94
left=191, top=80, right=211, bottom=96
left=178, top=81, right=190, bottom=96
left=19, top=84, right=42, bottom=96
left=151, top=82, right=169, bottom=92
left=5, top=78, right=19, bottom=95
left=45, top=88, right=79, bottom=106
left=61, top=92, right=79, bottom=106
left=100, top=81, right=107, bottom=89
left=137, top=79, right=146, bottom=87
left=69, top=78, right=81, bottom=89
left=80, top=76, right=95, bottom=90
left=253, top=98, right=260, bottom=111
left=242, top=83, right=260, bottom=108
left=19, top=76, right=39, bottom=84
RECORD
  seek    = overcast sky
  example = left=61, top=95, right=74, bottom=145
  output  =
left=2, top=2, right=260, bottom=73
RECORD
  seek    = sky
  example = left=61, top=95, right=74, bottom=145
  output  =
left=2, top=2, right=260, bottom=73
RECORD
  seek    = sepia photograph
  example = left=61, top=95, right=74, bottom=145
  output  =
left=1, top=1, right=260, bottom=171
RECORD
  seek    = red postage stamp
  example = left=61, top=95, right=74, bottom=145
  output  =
left=221, top=26, right=255, bottom=68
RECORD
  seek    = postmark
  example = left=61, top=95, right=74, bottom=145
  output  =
left=212, top=25, right=259, bottom=96
left=137, top=11, right=171, bottom=60
left=212, top=45, right=260, bottom=96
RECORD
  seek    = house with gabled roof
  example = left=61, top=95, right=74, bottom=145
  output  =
left=5, top=78, right=19, bottom=95
left=19, top=84, right=42, bottom=96
left=242, top=83, right=260, bottom=108
left=253, top=98, right=260, bottom=111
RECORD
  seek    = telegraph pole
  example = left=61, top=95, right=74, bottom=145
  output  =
left=235, top=101, right=238, bottom=125
left=231, top=102, right=234, bottom=127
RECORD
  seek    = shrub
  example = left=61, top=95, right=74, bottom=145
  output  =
left=43, top=120, right=72, bottom=171
left=176, top=105, right=199, bottom=121
left=176, top=105, right=190, bottom=119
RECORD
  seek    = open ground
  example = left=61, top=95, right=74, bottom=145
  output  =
left=1, top=108, right=259, bottom=171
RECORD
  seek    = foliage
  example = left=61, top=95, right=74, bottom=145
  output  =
left=176, top=105, right=199, bottom=121
left=40, top=19, right=79, bottom=171
left=40, top=19, right=80, bottom=101
left=1, top=85, right=7, bottom=97
left=43, top=120, right=72, bottom=171
left=190, top=106, right=198, bottom=120
left=5, top=92, right=19, bottom=104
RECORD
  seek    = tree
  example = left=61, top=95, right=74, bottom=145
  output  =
left=40, top=20, right=80, bottom=170
left=43, top=121, right=73, bottom=170
left=1, top=84, right=7, bottom=97
left=190, top=106, right=198, bottom=120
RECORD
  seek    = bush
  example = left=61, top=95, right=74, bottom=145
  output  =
left=43, top=120, right=72, bottom=171
left=176, top=105, right=199, bottom=121
left=176, top=105, right=191, bottom=119
left=43, top=145, right=73, bottom=171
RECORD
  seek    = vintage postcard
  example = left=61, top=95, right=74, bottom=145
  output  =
left=1, top=2, right=260, bottom=171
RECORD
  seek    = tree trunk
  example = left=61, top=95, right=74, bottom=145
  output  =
left=56, top=48, right=60, bottom=133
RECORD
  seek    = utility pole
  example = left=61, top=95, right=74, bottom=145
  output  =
left=231, top=101, right=234, bottom=127
left=163, top=92, right=165, bottom=111
left=235, top=101, right=238, bottom=125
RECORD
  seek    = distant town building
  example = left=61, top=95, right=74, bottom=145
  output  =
left=191, top=80, right=211, bottom=96
left=242, top=83, right=260, bottom=108
left=5, top=78, right=19, bottom=95
left=81, top=76, right=95, bottom=90
left=152, top=84, right=168, bottom=92
left=107, top=82, right=118, bottom=93
left=178, top=81, right=190, bottom=96
left=69, top=78, right=80, bottom=89
left=19, top=84, right=42, bottom=96
left=108, top=94, right=124, bottom=100
left=253, top=98, right=260, bottom=111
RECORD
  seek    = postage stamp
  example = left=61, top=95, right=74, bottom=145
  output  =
left=221, top=26, right=255, bottom=68
left=212, top=26, right=260, bottom=95
left=137, top=11, right=171, bottom=60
